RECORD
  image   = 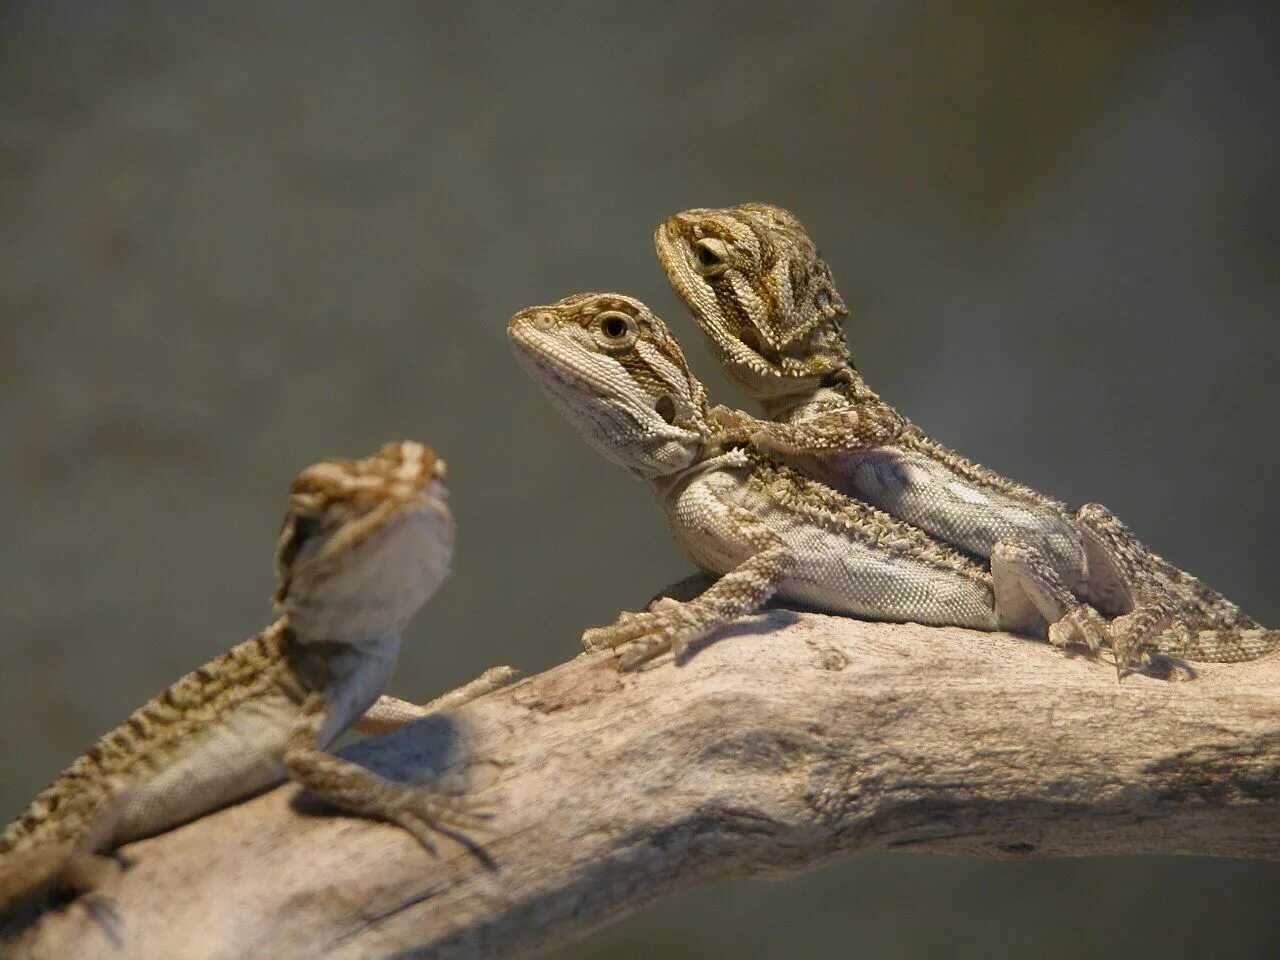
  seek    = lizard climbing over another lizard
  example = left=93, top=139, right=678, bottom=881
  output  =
left=0, top=441, right=518, bottom=916
left=656, top=202, right=1279, bottom=670
left=509, top=293, right=1119, bottom=670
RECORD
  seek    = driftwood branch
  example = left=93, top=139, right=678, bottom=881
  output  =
left=10, top=610, right=1280, bottom=959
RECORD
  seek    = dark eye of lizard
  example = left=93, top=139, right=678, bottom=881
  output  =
left=694, top=240, right=724, bottom=269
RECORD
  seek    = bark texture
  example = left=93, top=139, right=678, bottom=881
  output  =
left=9, top=612, right=1280, bottom=959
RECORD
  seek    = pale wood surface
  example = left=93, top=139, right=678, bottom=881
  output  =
left=10, top=613, right=1280, bottom=959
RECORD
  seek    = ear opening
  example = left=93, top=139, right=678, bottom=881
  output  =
left=655, top=394, right=678, bottom=424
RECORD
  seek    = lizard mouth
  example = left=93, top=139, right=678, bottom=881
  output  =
left=735, top=327, right=803, bottom=376
left=507, top=314, right=597, bottom=392
left=737, top=327, right=782, bottom=365
left=507, top=313, right=656, bottom=428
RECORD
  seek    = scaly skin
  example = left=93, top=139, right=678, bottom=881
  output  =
left=0, top=441, right=519, bottom=916
left=655, top=202, right=1278, bottom=668
left=508, top=293, right=1110, bottom=671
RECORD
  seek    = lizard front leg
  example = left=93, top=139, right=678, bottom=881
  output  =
left=1074, top=503, right=1185, bottom=671
left=581, top=498, right=796, bottom=670
left=708, top=402, right=904, bottom=455
left=285, top=692, right=485, bottom=853
left=354, top=666, right=522, bottom=735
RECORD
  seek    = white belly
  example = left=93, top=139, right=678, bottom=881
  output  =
left=828, top=447, right=1085, bottom=584
left=114, top=641, right=398, bottom=844
left=667, top=467, right=999, bottom=631
left=115, top=691, right=300, bottom=844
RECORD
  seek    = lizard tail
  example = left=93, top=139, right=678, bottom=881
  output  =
left=1148, top=623, right=1280, bottom=663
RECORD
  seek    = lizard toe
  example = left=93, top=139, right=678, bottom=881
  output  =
left=391, top=812, right=440, bottom=854
left=617, top=636, right=673, bottom=671
left=581, top=621, right=636, bottom=653
left=389, top=788, right=489, bottom=852
left=1048, top=606, right=1108, bottom=653
left=1107, top=612, right=1165, bottom=676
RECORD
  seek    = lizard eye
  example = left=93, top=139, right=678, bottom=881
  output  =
left=692, top=238, right=729, bottom=278
left=594, top=310, right=638, bottom=349
left=288, top=510, right=324, bottom=549
left=273, top=508, right=326, bottom=602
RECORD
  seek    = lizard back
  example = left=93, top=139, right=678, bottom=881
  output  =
left=0, top=625, right=296, bottom=853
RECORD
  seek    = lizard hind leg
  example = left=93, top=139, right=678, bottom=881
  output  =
left=1074, top=503, right=1185, bottom=671
left=0, top=782, right=131, bottom=927
left=990, top=539, right=1110, bottom=657
left=1075, top=503, right=1278, bottom=666
left=353, top=666, right=523, bottom=735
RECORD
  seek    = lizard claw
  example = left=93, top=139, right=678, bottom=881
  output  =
left=1047, top=605, right=1108, bottom=654
left=616, top=636, right=674, bottom=671
left=386, top=788, right=490, bottom=853
left=581, top=611, right=651, bottom=653
left=1048, top=606, right=1162, bottom=680
left=1105, top=610, right=1167, bottom=680
left=583, top=602, right=708, bottom=670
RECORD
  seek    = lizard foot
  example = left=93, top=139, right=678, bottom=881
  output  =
left=1104, top=609, right=1169, bottom=677
left=580, top=600, right=689, bottom=654
left=1049, top=606, right=1162, bottom=679
left=617, top=613, right=707, bottom=671
left=582, top=604, right=706, bottom=670
left=1047, top=605, right=1108, bottom=654
left=383, top=787, right=490, bottom=854
left=706, top=404, right=760, bottom=446
left=580, top=615, right=648, bottom=654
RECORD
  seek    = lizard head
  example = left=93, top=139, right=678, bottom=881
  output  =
left=508, top=293, right=710, bottom=481
left=274, top=440, right=454, bottom=642
left=655, top=202, right=850, bottom=402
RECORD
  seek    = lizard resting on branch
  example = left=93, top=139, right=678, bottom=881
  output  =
left=655, top=202, right=1279, bottom=671
left=0, top=441, right=518, bottom=925
left=506, top=292, right=1234, bottom=672
left=8, top=612, right=1280, bottom=959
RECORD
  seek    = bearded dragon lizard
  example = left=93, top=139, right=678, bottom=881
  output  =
left=655, top=202, right=1278, bottom=669
left=0, top=441, right=518, bottom=916
left=508, top=293, right=1119, bottom=669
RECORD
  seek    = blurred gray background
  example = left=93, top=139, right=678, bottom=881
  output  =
left=2, top=1, right=1278, bottom=957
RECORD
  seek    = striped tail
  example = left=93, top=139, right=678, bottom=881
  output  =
left=1149, top=623, right=1280, bottom=664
